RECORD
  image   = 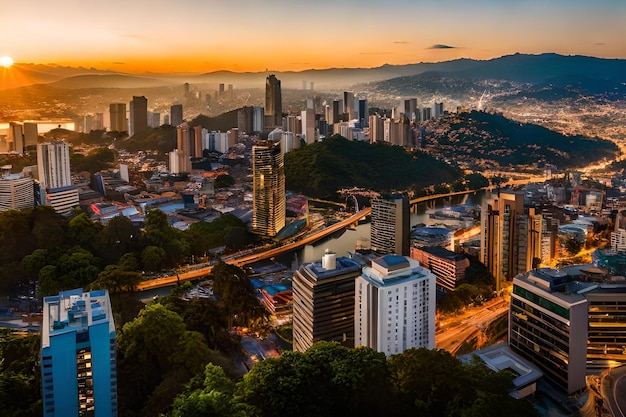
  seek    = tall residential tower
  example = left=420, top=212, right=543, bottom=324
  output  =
left=252, top=140, right=285, bottom=236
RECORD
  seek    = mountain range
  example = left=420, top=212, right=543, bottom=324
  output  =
left=6, top=53, right=626, bottom=92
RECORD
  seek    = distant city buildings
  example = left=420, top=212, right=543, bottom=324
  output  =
left=170, top=104, right=183, bottom=127
left=292, top=252, right=361, bottom=352
left=41, top=288, right=117, bottom=417
left=355, top=255, right=436, bottom=356
left=370, top=194, right=410, bottom=256
left=252, top=140, right=285, bottom=237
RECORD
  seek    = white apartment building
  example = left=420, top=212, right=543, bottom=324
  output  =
left=355, top=255, right=436, bottom=356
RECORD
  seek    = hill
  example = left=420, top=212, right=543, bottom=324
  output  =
left=422, top=111, right=619, bottom=172
left=284, top=135, right=461, bottom=200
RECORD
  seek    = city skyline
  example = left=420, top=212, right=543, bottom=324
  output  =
left=1, top=0, right=625, bottom=74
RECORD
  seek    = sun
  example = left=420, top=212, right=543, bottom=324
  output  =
left=0, top=56, right=14, bottom=68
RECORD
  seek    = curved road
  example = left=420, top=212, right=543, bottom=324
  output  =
left=602, top=365, right=626, bottom=417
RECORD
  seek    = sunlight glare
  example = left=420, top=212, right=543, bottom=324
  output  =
left=0, top=56, right=14, bottom=68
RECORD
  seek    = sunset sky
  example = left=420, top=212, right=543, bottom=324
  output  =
left=1, top=0, right=625, bottom=73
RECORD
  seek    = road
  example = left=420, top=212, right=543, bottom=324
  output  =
left=436, top=298, right=509, bottom=355
left=602, top=365, right=626, bottom=417
left=135, top=208, right=371, bottom=291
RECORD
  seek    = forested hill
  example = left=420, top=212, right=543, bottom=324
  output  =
left=422, top=110, right=619, bottom=172
left=284, top=135, right=461, bottom=200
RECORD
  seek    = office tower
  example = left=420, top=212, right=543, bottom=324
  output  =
left=183, top=83, right=190, bottom=96
left=310, top=81, right=314, bottom=91
left=37, top=141, right=79, bottom=214
left=175, top=122, right=197, bottom=173
left=252, top=141, right=285, bottom=237
left=355, top=255, right=436, bottom=356
left=37, top=141, right=72, bottom=189
left=509, top=269, right=588, bottom=394
left=41, top=288, right=117, bottom=417
left=253, top=106, right=265, bottom=133
left=343, top=92, right=355, bottom=120
left=358, top=99, right=368, bottom=127
left=265, top=74, right=282, bottom=128
left=7, top=122, right=24, bottom=154
left=129, top=96, right=148, bottom=136
left=292, top=252, right=361, bottom=352
left=371, top=195, right=410, bottom=256
left=422, top=107, right=431, bottom=121
left=433, top=102, right=444, bottom=118
left=228, top=84, right=233, bottom=99
left=301, top=108, right=316, bottom=145
left=280, top=131, right=296, bottom=154
left=109, top=103, right=126, bottom=132
left=23, top=122, right=38, bottom=148
left=237, top=106, right=254, bottom=134
left=148, top=112, right=160, bottom=128
left=480, top=191, right=542, bottom=292
left=170, top=104, right=183, bottom=127
left=0, top=166, right=35, bottom=211
left=218, top=83, right=225, bottom=95
left=410, top=246, right=470, bottom=292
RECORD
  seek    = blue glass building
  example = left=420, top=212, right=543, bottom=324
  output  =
left=41, top=288, right=117, bottom=417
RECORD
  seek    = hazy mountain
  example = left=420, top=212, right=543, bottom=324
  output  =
left=49, top=74, right=175, bottom=89
left=10, top=53, right=626, bottom=92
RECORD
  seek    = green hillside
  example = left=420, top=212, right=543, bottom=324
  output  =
left=285, top=135, right=461, bottom=200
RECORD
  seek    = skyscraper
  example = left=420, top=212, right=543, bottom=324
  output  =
left=481, top=191, right=542, bottom=292
left=109, top=103, right=126, bottom=132
left=129, top=96, right=148, bottom=136
left=292, top=252, right=361, bottom=352
left=37, top=141, right=79, bottom=214
left=41, top=288, right=117, bottom=417
left=252, top=141, right=285, bottom=236
left=355, top=255, right=436, bottom=356
left=170, top=104, right=183, bottom=127
left=371, top=194, right=410, bottom=256
left=301, top=108, right=316, bottom=144
left=265, top=74, right=282, bottom=128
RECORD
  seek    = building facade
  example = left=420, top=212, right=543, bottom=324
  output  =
left=265, top=75, right=282, bottom=128
left=0, top=171, right=35, bottom=211
left=410, top=246, right=470, bottom=292
left=481, top=191, right=542, bottom=291
left=129, top=96, right=148, bottom=136
left=109, top=103, right=126, bottom=132
left=37, top=141, right=79, bottom=214
left=355, top=255, right=436, bottom=356
left=370, top=194, right=410, bottom=256
left=509, top=269, right=588, bottom=394
left=252, top=141, right=285, bottom=236
left=41, top=288, right=117, bottom=417
left=292, top=252, right=361, bottom=352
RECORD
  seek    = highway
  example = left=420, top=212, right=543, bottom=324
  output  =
left=135, top=188, right=484, bottom=292
left=134, top=207, right=371, bottom=291
left=436, top=298, right=509, bottom=355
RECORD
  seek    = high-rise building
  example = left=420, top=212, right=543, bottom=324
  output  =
left=358, top=99, right=368, bottom=127
left=129, top=96, right=148, bottom=136
left=252, top=141, right=285, bottom=237
left=355, top=255, right=436, bottom=356
left=292, top=252, right=361, bottom=352
left=252, top=106, right=265, bottom=133
left=237, top=106, right=254, bottom=134
left=37, top=141, right=72, bottom=190
left=369, top=114, right=384, bottom=143
left=371, top=194, right=410, bottom=256
left=8, top=122, right=24, bottom=154
left=170, top=104, right=183, bottom=127
left=343, top=91, right=355, bottom=120
left=109, top=103, right=126, bottom=132
left=37, top=141, right=79, bottom=214
left=265, top=75, right=282, bottom=128
left=301, top=108, right=316, bottom=144
left=509, top=269, right=588, bottom=394
left=481, top=191, right=542, bottom=292
left=410, top=246, right=470, bottom=292
left=41, top=288, right=117, bottom=417
left=0, top=166, right=35, bottom=211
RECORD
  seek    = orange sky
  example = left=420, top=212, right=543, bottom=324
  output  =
left=1, top=0, right=625, bottom=74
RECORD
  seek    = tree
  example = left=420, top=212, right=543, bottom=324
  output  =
left=68, top=211, right=102, bottom=251
left=565, top=236, right=584, bottom=256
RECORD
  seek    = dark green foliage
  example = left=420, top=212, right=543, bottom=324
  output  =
left=284, top=135, right=461, bottom=200
left=214, top=174, right=235, bottom=189
left=0, top=329, right=42, bottom=417
left=190, top=110, right=239, bottom=133
left=184, top=214, right=253, bottom=258
left=71, top=146, right=116, bottom=173
left=117, top=125, right=177, bottom=153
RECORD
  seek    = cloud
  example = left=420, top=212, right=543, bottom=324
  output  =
left=428, top=44, right=456, bottom=49
left=594, top=42, right=606, bottom=46
left=359, top=52, right=391, bottom=55
left=393, top=41, right=409, bottom=44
